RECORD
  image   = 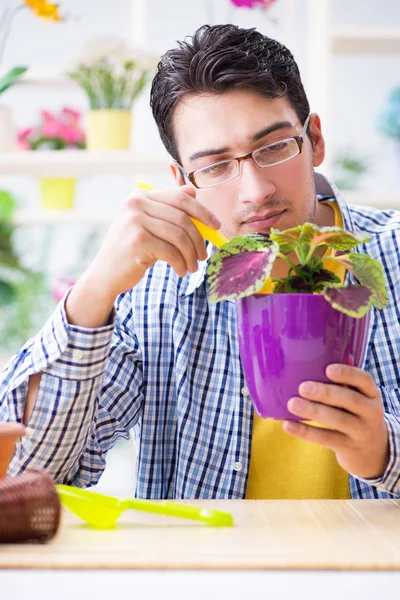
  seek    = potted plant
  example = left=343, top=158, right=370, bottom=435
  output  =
left=68, top=38, right=154, bottom=151
left=207, top=223, right=388, bottom=420
left=18, top=107, right=85, bottom=210
left=0, top=0, right=62, bottom=151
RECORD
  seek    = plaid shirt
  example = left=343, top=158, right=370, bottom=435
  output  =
left=2, top=175, right=400, bottom=499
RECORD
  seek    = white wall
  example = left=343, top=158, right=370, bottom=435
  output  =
left=2, top=0, right=400, bottom=201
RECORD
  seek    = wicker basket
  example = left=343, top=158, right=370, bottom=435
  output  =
left=0, top=468, right=61, bottom=543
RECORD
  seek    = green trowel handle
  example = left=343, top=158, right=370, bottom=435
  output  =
left=122, top=498, right=234, bottom=527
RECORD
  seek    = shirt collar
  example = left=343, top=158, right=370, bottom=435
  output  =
left=314, top=172, right=353, bottom=230
left=181, top=173, right=351, bottom=297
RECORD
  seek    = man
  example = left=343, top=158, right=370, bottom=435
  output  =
left=1, top=24, right=400, bottom=499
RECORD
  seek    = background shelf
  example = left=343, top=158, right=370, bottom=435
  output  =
left=332, top=28, right=400, bottom=54
left=0, top=151, right=169, bottom=178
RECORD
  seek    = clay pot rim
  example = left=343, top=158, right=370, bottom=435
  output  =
left=0, top=422, right=26, bottom=439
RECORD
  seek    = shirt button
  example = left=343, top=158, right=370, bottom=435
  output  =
left=233, top=462, right=242, bottom=472
left=241, top=386, right=249, bottom=396
left=72, top=349, right=84, bottom=361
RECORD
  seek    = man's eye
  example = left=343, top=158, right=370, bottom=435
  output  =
left=201, top=162, right=231, bottom=177
left=263, top=140, right=290, bottom=153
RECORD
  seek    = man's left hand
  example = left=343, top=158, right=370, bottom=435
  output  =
left=284, top=364, right=390, bottom=480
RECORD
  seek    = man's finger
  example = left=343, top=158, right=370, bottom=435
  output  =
left=282, top=419, right=347, bottom=452
left=325, top=364, right=378, bottom=399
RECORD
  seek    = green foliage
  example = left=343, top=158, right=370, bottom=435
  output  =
left=0, top=66, right=27, bottom=96
left=207, top=222, right=388, bottom=318
left=68, top=59, right=150, bottom=110
left=333, top=149, right=370, bottom=190
left=0, top=270, right=53, bottom=355
left=0, top=190, right=29, bottom=308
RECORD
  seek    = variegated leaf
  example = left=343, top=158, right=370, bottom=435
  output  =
left=322, top=285, right=374, bottom=318
left=207, top=242, right=279, bottom=302
left=337, top=253, right=388, bottom=309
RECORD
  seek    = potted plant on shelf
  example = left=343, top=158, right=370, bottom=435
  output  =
left=18, top=107, right=85, bottom=210
left=0, top=0, right=63, bottom=151
left=68, top=38, right=155, bottom=151
left=207, top=223, right=388, bottom=420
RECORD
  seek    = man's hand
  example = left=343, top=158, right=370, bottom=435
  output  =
left=65, top=185, right=221, bottom=328
left=283, top=364, right=390, bottom=480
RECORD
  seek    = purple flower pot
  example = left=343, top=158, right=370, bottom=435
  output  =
left=235, top=294, right=371, bottom=420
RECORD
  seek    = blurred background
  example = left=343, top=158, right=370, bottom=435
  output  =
left=0, top=0, right=399, bottom=495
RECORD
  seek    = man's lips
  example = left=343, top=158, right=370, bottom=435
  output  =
left=242, top=209, right=286, bottom=230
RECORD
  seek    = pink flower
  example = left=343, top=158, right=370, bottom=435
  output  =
left=229, top=0, right=276, bottom=7
left=41, top=121, right=63, bottom=138
left=61, top=107, right=81, bottom=121
left=17, top=127, right=34, bottom=151
left=18, top=106, right=85, bottom=150
left=40, top=109, right=56, bottom=122
left=17, top=139, right=30, bottom=150
left=52, top=277, right=76, bottom=303
left=18, top=127, right=34, bottom=140
left=60, top=125, right=84, bottom=144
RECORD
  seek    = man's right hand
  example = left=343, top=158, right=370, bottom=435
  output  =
left=65, top=185, right=221, bottom=328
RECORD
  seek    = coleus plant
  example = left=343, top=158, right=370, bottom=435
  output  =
left=207, top=223, right=388, bottom=318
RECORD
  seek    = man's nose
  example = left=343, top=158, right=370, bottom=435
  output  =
left=237, top=158, right=276, bottom=205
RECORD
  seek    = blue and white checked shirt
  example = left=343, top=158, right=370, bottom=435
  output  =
left=1, top=174, right=400, bottom=499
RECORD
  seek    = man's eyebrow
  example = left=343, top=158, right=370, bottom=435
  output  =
left=251, top=121, right=293, bottom=143
left=187, top=121, right=294, bottom=163
left=188, top=146, right=230, bottom=162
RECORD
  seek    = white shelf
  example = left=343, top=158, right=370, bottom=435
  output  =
left=332, top=28, right=400, bottom=54
left=13, top=210, right=114, bottom=226
left=0, top=151, right=169, bottom=178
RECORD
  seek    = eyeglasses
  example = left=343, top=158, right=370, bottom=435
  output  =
left=180, top=114, right=311, bottom=189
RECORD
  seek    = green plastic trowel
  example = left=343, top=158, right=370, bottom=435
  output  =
left=57, top=485, right=234, bottom=529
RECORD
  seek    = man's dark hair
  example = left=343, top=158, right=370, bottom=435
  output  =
left=150, top=24, right=310, bottom=163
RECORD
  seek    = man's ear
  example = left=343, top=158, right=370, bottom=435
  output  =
left=309, top=113, right=325, bottom=168
left=170, top=162, right=186, bottom=186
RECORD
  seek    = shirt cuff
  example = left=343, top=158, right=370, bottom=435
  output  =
left=31, top=290, right=116, bottom=381
left=353, top=412, right=400, bottom=494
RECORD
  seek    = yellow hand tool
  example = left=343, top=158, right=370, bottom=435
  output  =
left=137, top=181, right=272, bottom=294
left=57, top=485, right=233, bottom=529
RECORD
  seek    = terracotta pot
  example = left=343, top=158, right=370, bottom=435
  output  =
left=0, top=423, right=26, bottom=477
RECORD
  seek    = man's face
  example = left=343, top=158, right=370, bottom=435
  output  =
left=172, top=89, right=326, bottom=241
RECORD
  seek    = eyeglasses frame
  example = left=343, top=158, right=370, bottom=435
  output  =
left=177, top=114, right=312, bottom=189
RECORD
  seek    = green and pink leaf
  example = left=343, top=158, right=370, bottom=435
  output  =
left=207, top=236, right=279, bottom=302
left=336, top=253, right=388, bottom=309
left=322, top=285, right=374, bottom=317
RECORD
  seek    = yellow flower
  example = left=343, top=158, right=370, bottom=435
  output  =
left=23, top=0, right=62, bottom=21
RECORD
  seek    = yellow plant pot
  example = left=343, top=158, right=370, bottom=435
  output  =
left=86, top=110, right=132, bottom=151
left=39, top=178, right=76, bottom=211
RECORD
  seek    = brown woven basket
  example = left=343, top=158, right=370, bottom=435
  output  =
left=0, top=468, right=61, bottom=543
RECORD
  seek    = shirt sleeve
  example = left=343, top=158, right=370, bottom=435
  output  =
left=0, top=289, right=144, bottom=487
left=353, top=387, right=400, bottom=496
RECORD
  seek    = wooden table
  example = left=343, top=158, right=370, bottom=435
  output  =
left=1, top=499, right=400, bottom=600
